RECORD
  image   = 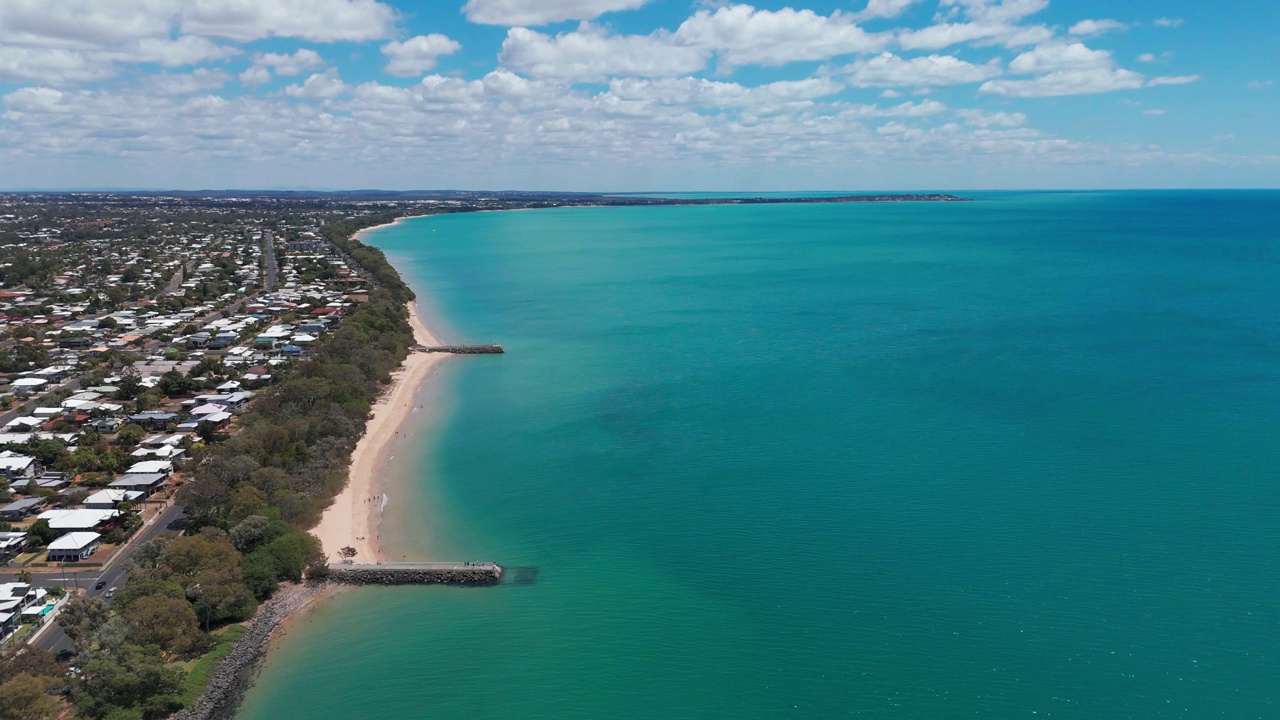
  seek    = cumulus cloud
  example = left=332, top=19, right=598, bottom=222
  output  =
left=116, top=36, right=238, bottom=66
left=980, top=42, right=1146, bottom=97
left=149, top=68, right=233, bottom=95
left=178, top=0, right=397, bottom=42
left=0, top=0, right=397, bottom=46
left=939, top=0, right=1049, bottom=24
left=675, top=5, right=889, bottom=67
left=1153, top=17, right=1183, bottom=28
left=254, top=49, right=326, bottom=76
left=855, top=0, right=923, bottom=21
left=898, top=20, right=1051, bottom=50
left=846, top=52, right=1001, bottom=87
left=1142, top=108, right=1165, bottom=115
left=607, top=76, right=844, bottom=112
left=956, top=108, right=1026, bottom=127
left=283, top=70, right=347, bottom=100
left=0, top=0, right=1219, bottom=187
left=0, top=0, right=391, bottom=84
left=499, top=26, right=705, bottom=81
left=1136, top=53, right=1156, bottom=63
left=463, top=0, right=650, bottom=26
left=381, top=35, right=462, bottom=77
left=1068, top=19, right=1127, bottom=37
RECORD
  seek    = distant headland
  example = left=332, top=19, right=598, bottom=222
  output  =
left=0, top=189, right=972, bottom=214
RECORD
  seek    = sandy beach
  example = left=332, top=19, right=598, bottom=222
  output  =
left=310, top=220, right=449, bottom=563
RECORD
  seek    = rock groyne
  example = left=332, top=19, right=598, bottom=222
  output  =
left=170, top=581, right=330, bottom=720
left=327, top=561, right=503, bottom=585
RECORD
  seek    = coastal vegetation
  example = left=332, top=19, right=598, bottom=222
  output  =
left=0, top=213, right=422, bottom=719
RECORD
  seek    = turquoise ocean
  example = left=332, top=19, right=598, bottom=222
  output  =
left=239, top=191, right=1280, bottom=719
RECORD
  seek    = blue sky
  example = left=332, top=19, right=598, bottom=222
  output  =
left=0, top=0, right=1276, bottom=190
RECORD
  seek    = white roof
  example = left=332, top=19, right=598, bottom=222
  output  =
left=11, top=378, right=47, bottom=387
left=37, top=509, right=118, bottom=530
left=0, top=456, right=35, bottom=471
left=47, top=531, right=101, bottom=551
left=84, top=489, right=143, bottom=505
left=127, top=460, right=172, bottom=474
left=189, top=404, right=224, bottom=416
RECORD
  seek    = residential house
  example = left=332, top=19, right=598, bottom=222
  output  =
left=46, top=532, right=101, bottom=561
left=0, top=531, right=27, bottom=559
left=108, top=473, right=166, bottom=497
left=83, top=489, right=143, bottom=510
left=0, top=452, right=37, bottom=481
left=0, top=583, right=38, bottom=636
left=125, top=460, right=172, bottom=476
left=0, top=498, right=45, bottom=521
left=36, top=508, right=119, bottom=532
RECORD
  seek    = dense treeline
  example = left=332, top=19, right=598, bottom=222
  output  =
left=0, top=214, right=426, bottom=720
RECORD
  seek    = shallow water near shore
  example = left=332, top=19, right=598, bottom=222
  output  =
left=239, top=191, right=1280, bottom=719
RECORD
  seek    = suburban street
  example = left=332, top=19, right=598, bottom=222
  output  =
left=3, top=501, right=188, bottom=655
left=262, top=231, right=277, bottom=291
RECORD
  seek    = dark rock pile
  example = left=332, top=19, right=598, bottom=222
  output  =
left=171, top=581, right=331, bottom=720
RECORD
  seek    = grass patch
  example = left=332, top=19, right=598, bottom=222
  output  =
left=177, top=624, right=248, bottom=707
left=13, top=552, right=37, bottom=564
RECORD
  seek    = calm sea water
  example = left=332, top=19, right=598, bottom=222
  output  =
left=239, top=191, right=1280, bottom=720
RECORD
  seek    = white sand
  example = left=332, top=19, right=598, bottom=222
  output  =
left=310, top=296, right=448, bottom=564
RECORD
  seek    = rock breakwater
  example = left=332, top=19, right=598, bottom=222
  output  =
left=171, top=581, right=331, bottom=720
left=327, top=561, right=503, bottom=585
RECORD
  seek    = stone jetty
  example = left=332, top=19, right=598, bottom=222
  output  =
left=327, top=561, right=503, bottom=585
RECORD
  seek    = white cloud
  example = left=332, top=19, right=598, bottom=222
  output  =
left=179, top=0, right=397, bottom=42
left=283, top=70, right=347, bottom=99
left=149, top=68, right=232, bottom=95
left=0, top=46, right=116, bottom=84
left=462, top=0, right=649, bottom=26
left=381, top=35, right=462, bottom=77
left=0, top=1, right=174, bottom=48
left=607, top=76, right=844, bottom=111
left=254, top=49, right=326, bottom=76
left=1142, top=108, right=1165, bottom=115
left=674, top=5, right=890, bottom=67
left=239, top=66, right=272, bottom=85
left=499, top=25, right=705, bottom=81
left=1248, top=80, right=1274, bottom=89
left=939, top=0, right=1049, bottom=24
left=846, top=52, right=1001, bottom=87
left=855, top=0, right=922, bottom=21
left=1068, top=19, right=1127, bottom=37
left=980, top=69, right=1144, bottom=97
left=120, top=36, right=238, bottom=66
left=0, top=0, right=397, bottom=46
left=1136, top=53, right=1156, bottom=63
left=1146, top=75, right=1199, bottom=87
left=981, top=42, right=1145, bottom=97
left=880, top=88, right=902, bottom=98
left=1007, top=42, right=1112, bottom=74
left=898, top=21, right=1051, bottom=50
left=1153, top=17, right=1183, bottom=28
left=956, top=108, right=1026, bottom=127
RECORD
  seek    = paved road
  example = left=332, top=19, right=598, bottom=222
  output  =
left=262, top=231, right=278, bottom=292
left=4, top=501, right=188, bottom=656
left=164, top=266, right=184, bottom=295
